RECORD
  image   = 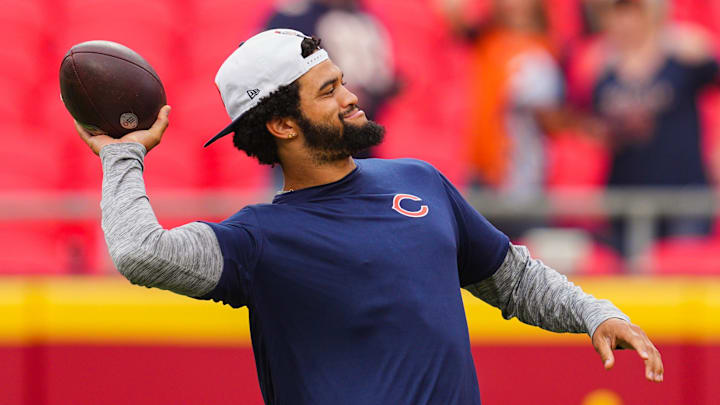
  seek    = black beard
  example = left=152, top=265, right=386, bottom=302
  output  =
left=297, top=111, right=385, bottom=163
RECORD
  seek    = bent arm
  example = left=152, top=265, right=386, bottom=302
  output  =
left=465, top=243, right=629, bottom=337
left=100, top=143, right=222, bottom=297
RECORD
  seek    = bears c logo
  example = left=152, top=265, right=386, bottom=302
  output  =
left=392, top=194, right=429, bottom=218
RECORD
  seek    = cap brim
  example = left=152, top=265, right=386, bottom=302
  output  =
left=203, top=116, right=241, bottom=147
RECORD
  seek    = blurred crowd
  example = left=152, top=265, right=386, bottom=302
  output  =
left=434, top=0, right=720, bottom=269
left=1, top=0, right=719, bottom=275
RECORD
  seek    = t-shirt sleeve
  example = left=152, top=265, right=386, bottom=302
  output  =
left=197, top=208, right=263, bottom=308
left=436, top=170, right=510, bottom=286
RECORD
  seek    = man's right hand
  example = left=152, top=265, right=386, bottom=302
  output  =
left=75, top=105, right=171, bottom=156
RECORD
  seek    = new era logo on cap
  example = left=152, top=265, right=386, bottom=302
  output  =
left=247, top=89, right=260, bottom=99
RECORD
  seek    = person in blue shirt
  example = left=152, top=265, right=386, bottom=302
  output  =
left=75, top=29, right=663, bottom=405
left=592, top=0, right=720, bottom=254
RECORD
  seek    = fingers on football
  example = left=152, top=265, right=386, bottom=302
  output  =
left=75, top=120, right=92, bottom=143
left=149, top=105, right=171, bottom=141
left=75, top=120, right=102, bottom=155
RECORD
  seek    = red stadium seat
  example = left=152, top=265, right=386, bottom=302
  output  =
left=0, top=221, right=67, bottom=274
left=0, top=124, right=66, bottom=190
left=141, top=129, right=203, bottom=191
left=52, top=0, right=188, bottom=85
left=577, top=243, right=624, bottom=275
left=38, top=85, right=72, bottom=128
left=0, top=33, right=48, bottom=88
left=645, top=236, right=720, bottom=274
left=184, top=28, right=246, bottom=84
left=0, top=220, right=105, bottom=275
left=169, top=79, right=270, bottom=190
left=0, top=77, right=29, bottom=126
left=0, top=0, right=53, bottom=127
left=36, top=88, right=105, bottom=190
left=672, top=0, right=720, bottom=38
left=546, top=131, right=609, bottom=189
left=700, top=90, right=720, bottom=187
left=184, top=0, right=274, bottom=81
left=0, top=0, right=52, bottom=85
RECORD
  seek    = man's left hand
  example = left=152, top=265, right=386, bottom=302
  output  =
left=592, top=318, right=664, bottom=382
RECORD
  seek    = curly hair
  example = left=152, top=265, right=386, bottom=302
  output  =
left=231, top=36, right=322, bottom=165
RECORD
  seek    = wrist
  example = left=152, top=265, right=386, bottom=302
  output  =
left=99, top=142, right=148, bottom=160
left=590, top=316, right=631, bottom=340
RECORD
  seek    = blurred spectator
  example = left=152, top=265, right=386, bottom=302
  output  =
left=264, top=0, right=400, bottom=158
left=566, top=0, right=617, bottom=109
left=439, top=0, right=564, bottom=205
left=590, top=0, right=719, bottom=253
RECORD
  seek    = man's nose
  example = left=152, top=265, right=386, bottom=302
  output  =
left=338, top=84, right=359, bottom=108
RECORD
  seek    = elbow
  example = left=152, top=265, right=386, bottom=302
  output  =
left=110, top=246, right=153, bottom=287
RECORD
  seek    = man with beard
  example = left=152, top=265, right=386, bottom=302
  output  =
left=75, top=29, right=663, bottom=405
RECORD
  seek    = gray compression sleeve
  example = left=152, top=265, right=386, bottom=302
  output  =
left=465, top=243, right=630, bottom=338
left=100, top=143, right=223, bottom=297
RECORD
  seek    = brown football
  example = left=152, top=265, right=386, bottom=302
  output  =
left=59, top=40, right=166, bottom=138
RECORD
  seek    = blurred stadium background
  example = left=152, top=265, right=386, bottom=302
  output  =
left=1, top=0, right=719, bottom=404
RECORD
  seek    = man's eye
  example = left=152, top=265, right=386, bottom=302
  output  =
left=326, top=87, right=335, bottom=95
left=341, top=81, right=347, bottom=86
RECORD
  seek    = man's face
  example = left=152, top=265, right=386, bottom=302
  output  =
left=607, top=3, right=650, bottom=45
left=295, top=59, right=385, bottom=162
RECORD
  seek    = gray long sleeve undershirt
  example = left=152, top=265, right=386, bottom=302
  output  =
left=100, top=142, right=629, bottom=337
left=100, top=143, right=222, bottom=297
left=465, top=244, right=629, bottom=337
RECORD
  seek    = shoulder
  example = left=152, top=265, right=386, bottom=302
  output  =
left=219, top=204, right=272, bottom=228
left=664, top=23, right=714, bottom=64
left=200, top=206, right=266, bottom=262
left=359, top=157, right=439, bottom=175
left=357, top=158, right=449, bottom=192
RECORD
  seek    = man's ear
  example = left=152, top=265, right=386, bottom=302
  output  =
left=266, top=117, right=299, bottom=140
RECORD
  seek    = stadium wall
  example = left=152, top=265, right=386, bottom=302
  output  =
left=0, top=277, right=718, bottom=405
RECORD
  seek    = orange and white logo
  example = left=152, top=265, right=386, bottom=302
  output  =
left=392, top=194, right=429, bottom=218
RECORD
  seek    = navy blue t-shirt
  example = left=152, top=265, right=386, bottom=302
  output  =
left=200, top=158, right=509, bottom=405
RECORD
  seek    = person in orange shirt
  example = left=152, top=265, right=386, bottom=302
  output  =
left=439, top=0, right=564, bottom=208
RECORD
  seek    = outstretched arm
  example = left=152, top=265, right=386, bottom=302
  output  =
left=465, top=243, right=663, bottom=382
left=76, top=107, right=223, bottom=297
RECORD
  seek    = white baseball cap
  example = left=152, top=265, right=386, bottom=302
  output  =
left=204, top=29, right=329, bottom=147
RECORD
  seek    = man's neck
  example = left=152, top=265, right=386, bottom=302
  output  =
left=280, top=156, right=356, bottom=192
